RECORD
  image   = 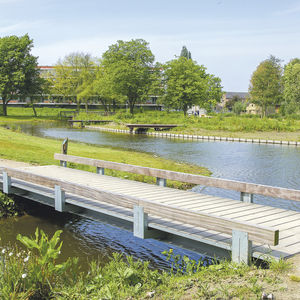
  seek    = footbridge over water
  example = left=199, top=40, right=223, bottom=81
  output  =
left=1, top=153, right=300, bottom=265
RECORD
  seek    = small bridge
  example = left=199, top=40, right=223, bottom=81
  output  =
left=68, top=120, right=112, bottom=127
left=1, top=154, right=300, bottom=264
left=126, top=124, right=177, bottom=134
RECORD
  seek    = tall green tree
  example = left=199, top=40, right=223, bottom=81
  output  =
left=102, top=39, right=156, bottom=114
left=180, top=46, right=192, bottom=59
left=163, top=57, right=209, bottom=115
left=282, top=58, right=300, bottom=114
left=50, top=52, right=95, bottom=110
left=249, top=55, right=283, bottom=117
left=0, top=34, right=39, bottom=116
left=203, top=74, right=223, bottom=112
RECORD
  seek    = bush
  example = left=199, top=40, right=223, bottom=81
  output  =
left=0, top=228, right=78, bottom=299
left=0, top=192, right=20, bottom=217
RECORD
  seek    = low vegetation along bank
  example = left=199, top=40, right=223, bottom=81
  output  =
left=76, top=110, right=300, bottom=141
left=1, top=228, right=300, bottom=299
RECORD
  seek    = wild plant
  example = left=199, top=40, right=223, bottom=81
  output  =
left=162, top=249, right=204, bottom=275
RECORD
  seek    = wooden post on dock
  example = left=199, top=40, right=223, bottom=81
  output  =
left=240, top=192, right=253, bottom=203
left=3, top=171, right=11, bottom=194
left=156, top=177, right=167, bottom=187
left=54, top=185, right=65, bottom=212
left=96, top=167, right=105, bottom=175
left=232, top=230, right=252, bottom=264
left=133, top=205, right=148, bottom=239
left=60, top=138, right=68, bottom=167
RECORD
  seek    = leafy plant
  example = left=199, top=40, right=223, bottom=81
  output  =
left=0, top=192, right=20, bottom=217
left=162, top=249, right=203, bottom=275
left=16, top=228, right=77, bottom=299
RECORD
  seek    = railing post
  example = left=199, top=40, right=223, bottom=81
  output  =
left=60, top=138, right=68, bottom=167
left=54, top=185, right=65, bottom=212
left=232, top=229, right=252, bottom=265
left=133, top=205, right=148, bottom=239
left=156, top=177, right=166, bottom=187
left=240, top=192, right=253, bottom=203
left=3, top=171, right=11, bottom=194
left=96, top=167, right=105, bottom=175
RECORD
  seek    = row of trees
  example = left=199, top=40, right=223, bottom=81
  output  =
left=249, top=55, right=300, bottom=117
left=0, top=34, right=223, bottom=116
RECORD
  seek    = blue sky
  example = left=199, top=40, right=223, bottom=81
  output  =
left=1, top=0, right=300, bottom=91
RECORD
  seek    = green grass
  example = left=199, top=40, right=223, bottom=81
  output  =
left=0, top=126, right=210, bottom=189
left=0, top=231, right=296, bottom=300
left=75, top=110, right=300, bottom=141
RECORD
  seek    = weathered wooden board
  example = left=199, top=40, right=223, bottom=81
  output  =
left=54, top=153, right=300, bottom=201
left=4, top=166, right=279, bottom=246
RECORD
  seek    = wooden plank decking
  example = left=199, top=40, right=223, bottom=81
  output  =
left=6, top=164, right=300, bottom=260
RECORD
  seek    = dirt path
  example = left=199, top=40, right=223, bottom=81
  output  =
left=0, top=158, right=32, bottom=170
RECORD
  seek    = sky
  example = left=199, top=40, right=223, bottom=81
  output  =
left=0, top=0, right=300, bottom=92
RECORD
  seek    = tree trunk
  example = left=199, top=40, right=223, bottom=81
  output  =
left=2, top=99, right=7, bottom=116
left=113, top=100, right=116, bottom=112
left=76, top=98, right=81, bottom=112
left=129, top=99, right=135, bottom=115
left=32, top=103, right=37, bottom=117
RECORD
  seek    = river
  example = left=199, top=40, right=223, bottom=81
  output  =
left=2, top=122, right=300, bottom=268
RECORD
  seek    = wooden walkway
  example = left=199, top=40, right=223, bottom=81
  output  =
left=2, top=163, right=300, bottom=261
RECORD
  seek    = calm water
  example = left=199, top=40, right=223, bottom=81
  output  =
left=2, top=122, right=300, bottom=268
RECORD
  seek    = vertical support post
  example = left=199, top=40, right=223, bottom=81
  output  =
left=55, top=185, right=65, bottom=212
left=156, top=177, right=166, bottom=187
left=133, top=205, right=148, bottom=239
left=60, top=138, right=68, bottom=167
left=129, top=127, right=134, bottom=134
left=232, top=230, right=252, bottom=265
left=3, top=171, right=11, bottom=194
left=240, top=192, right=253, bottom=203
left=96, top=167, right=105, bottom=175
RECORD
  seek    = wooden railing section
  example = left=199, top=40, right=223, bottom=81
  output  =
left=3, top=167, right=279, bottom=249
left=54, top=153, right=300, bottom=202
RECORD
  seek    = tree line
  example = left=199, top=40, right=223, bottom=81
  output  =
left=0, top=35, right=223, bottom=116
left=0, top=34, right=299, bottom=118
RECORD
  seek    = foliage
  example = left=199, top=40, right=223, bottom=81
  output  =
left=282, top=58, right=300, bottom=114
left=0, top=229, right=77, bottom=299
left=101, top=39, right=158, bottom=114
left=249, top=55, right=283, bottom=117
left=232, top=101, right=246, bottom=115
left=0, top=34, right=39, bottom=116
left=162, top=248, right=204, bottom=275
left=180, top=45, right=192, bottom=59
left=49, top=52, right=95, bottom=110
left=0, top=231, right=298, bottom=299
left=225, top=95, right=242, bottom=111
left=163, top=57, right=209, bottom=115
left=0, top=192, right=20, bottom=217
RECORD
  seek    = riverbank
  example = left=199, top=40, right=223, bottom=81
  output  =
left=86, top=125, right=300, bottom=146
left=1, top=228, right=300, bottom=299
left=76, top=110, right=300, bottom=142
left=0, top=126, right=210, bottom=189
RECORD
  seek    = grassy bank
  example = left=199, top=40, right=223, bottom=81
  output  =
left=0, top=126, right=210, bottom=189
left=1, top=229, right=299, bottom=299
left=76, top=110, right=300, bottom=141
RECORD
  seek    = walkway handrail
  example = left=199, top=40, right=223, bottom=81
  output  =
left=54, top=153, right=300, bottom=202
left=3, top=167, right=279, bottom=246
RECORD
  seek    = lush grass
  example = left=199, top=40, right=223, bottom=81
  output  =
left=0, top=126, right=210, bottom=189
left=76, top=110, right=300, bottom=140
left=0, top=107, right=66, bottom=124
left=0, top=229, right=297, bottom=299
